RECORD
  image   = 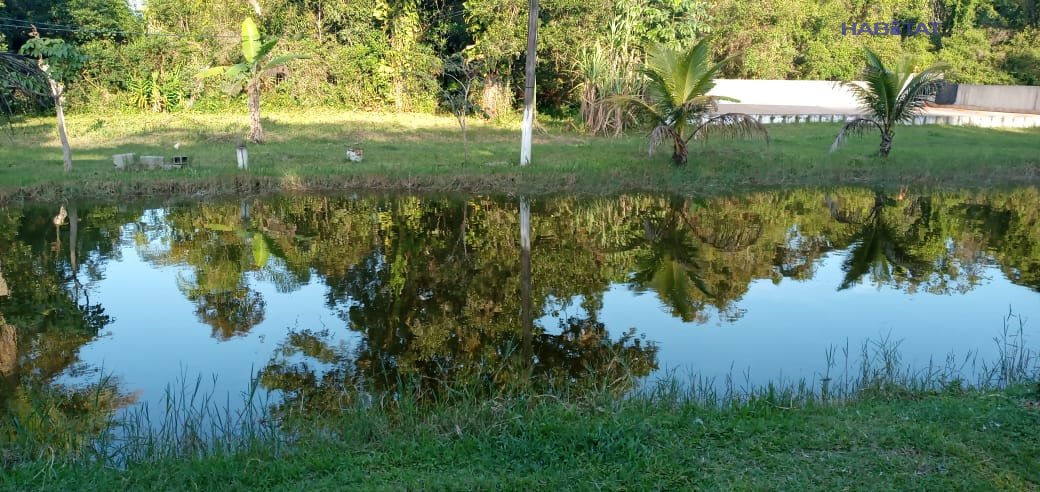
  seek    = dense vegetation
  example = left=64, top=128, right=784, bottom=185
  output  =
left=1, top=0, right=1038, bottom=119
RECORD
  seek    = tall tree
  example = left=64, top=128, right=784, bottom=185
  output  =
left=19, top=34, right=85, bottom=172
left=519, top=0, right=538, bottom=166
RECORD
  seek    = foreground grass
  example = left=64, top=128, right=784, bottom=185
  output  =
left=1, top=110, right=1039, bottom=203
left=3, top=383, right=1039, bottom=490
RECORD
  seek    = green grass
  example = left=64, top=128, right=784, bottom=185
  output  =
left=3, top=384, right=1039, bottom=490
left=1, top=110, right=1038, bottom=203
left=3, top=324, right=1039, bottom=491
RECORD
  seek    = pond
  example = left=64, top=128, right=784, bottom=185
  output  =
left=1, top=188, right=1038, bottom=421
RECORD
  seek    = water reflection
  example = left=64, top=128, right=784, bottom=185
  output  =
left=0, top=188, right=1039, bottom=419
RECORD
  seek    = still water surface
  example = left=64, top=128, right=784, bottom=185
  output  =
left=1, top=188, right=1038, bottom=416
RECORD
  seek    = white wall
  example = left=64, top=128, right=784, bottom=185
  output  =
left=708, top=79, right=864, bottom=109
left=708, top=79, right=1040, bottom=115
left=954, top=84, right=1040, bottom=114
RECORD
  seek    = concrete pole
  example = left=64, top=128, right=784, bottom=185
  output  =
left=519, top=0, right=538, bottom=166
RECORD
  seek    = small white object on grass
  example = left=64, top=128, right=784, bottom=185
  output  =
left=346, top=147, right=364, bottom=162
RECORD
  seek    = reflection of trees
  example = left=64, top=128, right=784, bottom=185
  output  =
left=0, top=206, right=133, bottom=444
left=148, top=204, right=278, bottom=339
left=626, top=200, right=714, bottom=322
left=4, top=189, right=1040, bottom=422
left=828, top=193, right=933, bottom=291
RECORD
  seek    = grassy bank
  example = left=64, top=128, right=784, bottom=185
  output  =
left=3, top=323, right=1040, bottom=491
left=1, top=111, right=1039, bottom=203
left=3, top=383, right=1039, bottom=490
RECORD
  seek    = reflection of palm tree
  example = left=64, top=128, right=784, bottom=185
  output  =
left=627, top=202, right=712, bottom=322
left=829, top=192, right=932, bottom=290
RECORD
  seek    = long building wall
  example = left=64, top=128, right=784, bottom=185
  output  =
left=953, top=84, right=1040, bottom=114
left=706, top=79, right=1040, bottom=127
left=709, top=80, right=862, bottom=108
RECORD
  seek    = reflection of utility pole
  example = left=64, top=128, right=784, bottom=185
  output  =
left=240, top=198, right=252, bottom=223
left=69, top=205, right=80, bottom=300
left=519, top=197, right=533, bottom=367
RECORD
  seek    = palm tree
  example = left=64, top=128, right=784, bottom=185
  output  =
left=830, top=49, right=947, bottom=158
left=198, top=18, right=306, bottom=144
left=614, top=39, right=769, bottom=166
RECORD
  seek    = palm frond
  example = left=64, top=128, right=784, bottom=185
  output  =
left=648, top=124, right=676, bottom=156
left=0, top=52, right=49, bottom=98
left=606, top=94, right=665, bottom=122
left=892, top=63, right=949, bottom=123
left=829, top=118, right=883, bottom=153
left=689, top=113, right=770, bottom=144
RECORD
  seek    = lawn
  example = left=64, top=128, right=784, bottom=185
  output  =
left=3, top=384, right=1039, bottom=491
left=1, top=110, right=1038, bottom=203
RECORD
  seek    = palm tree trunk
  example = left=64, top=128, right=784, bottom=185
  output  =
left=519, top=0, right=538, bottom=166
left=672, top=134, right=688, bottom=166
left=879, top=131, right=893, bottom=158
left=248, top=83, right=264, bottom=144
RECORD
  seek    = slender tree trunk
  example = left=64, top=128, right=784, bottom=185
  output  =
left=316, top=3, right=324, bottom=43
left=879, top=131, right=893, bottom=158
left=50, top=81, right=73, bottom=172
left=461, top=116, right=469, bottom=164
left=248, top=83, right=264, bottom=144
left=519, top=0, right=539, bottom=166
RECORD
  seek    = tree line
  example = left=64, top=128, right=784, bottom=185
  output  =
left=1, top=0, right=1037, bottom=118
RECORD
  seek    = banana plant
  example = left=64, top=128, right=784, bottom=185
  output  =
left=198, top=18, right=307, bottom=144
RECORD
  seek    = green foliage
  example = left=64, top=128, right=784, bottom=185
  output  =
left=612, top=39, right=768, bottom=165
left=832, top=49, right=948, bottom=157
left=7, top=0, right=1037, bottom=118
left=18, top=38, right=86, bottom=84
left=126, top=71, right=182, bottom=112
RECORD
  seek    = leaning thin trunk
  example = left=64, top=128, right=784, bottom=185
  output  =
left=50, top=80, right=73, bottom=172
left=248, top=83, right=264, bottom=144
left=879, top=131, right=893, bottom=158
